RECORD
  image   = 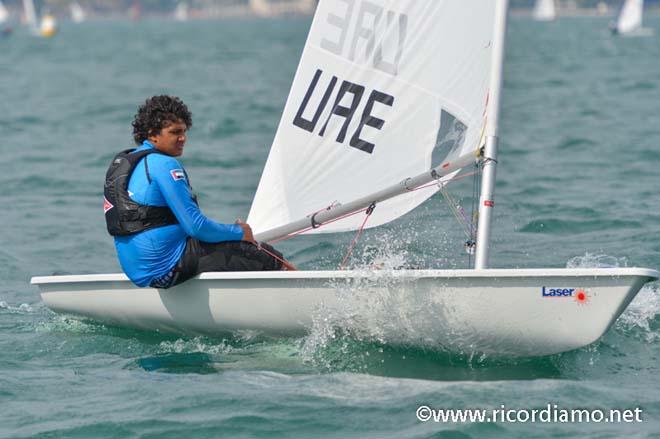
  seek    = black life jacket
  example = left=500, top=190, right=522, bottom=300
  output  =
left=103, top=148, right=179, bottom=236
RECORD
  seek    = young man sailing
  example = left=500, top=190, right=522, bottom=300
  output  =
left=104, top=95, right=295, bottom=289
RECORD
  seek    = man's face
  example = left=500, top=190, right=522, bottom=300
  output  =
left=148, top=120, right=188, bottom=157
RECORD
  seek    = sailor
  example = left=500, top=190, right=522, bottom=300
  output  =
left=104, top=95, right=295, bottom=288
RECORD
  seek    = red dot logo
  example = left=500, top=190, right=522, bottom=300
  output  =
left=574, top=289, right=590, bottom=305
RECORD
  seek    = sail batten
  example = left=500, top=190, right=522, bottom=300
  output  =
left=249, top=0, right=500, bottom=236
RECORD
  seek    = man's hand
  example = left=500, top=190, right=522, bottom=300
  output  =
left=235, top=219, right=255, bottom=243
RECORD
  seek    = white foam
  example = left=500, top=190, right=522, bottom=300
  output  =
left=565, top=252, right=628, bottom=269
left=616, top=283, right=660, bottom=342
left=0, top=300, right=35, bottom=314
left=158, top=337, right=234, bottom=355
left=36, top=315, right=103, bottom=333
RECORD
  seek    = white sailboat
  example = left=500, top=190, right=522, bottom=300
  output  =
left=0, top=0, right=11, bottom=36
left=532, top=0, right=556, bottom=21
left=611, top=0, right=652, bottom=36
left=31, top=0, right=659, bottom=357
left=70, top=2, right=85, bottom=23
left=249, top=0, right=316, bottom=17
left=173, top=2, right=188, bottom=21
left=0, top=0, right=9, bottom=24
left=22, top=0, right=57, bottom=37
left=22, top=0, right=38, bottom=33
left=39, top=12, right=57, bottom=37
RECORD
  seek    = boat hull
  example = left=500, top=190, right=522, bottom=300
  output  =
left=31, top=268, right=658, bottom=356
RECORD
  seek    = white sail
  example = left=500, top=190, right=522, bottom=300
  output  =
left=0, top=1, right=9, bottom=24
left=70, top=2, right=85, bottom=23
left=22, top=0, right=38, bottom=30
left=174, top=2, right=188, bottom=21
left=249, top=0, right=496, bottom=235
left=616, top=0, right=643, bottom=34
left=533, top=0, right=556, bottom=21
left=40, top=13, right=57, bottom=36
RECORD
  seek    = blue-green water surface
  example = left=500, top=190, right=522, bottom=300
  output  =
left=1, top=15, right=660, bottom=438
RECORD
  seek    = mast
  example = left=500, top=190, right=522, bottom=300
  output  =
left=474, top=0, right=509, bottom=269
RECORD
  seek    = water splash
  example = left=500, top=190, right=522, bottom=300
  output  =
left=35, top=314, right=107, bottom=334
left=300, top=239, right=421, bottom=371
left=565, top=252, right=628, bottom=268
left=300, top=241, right=491, bottom=371
left=616, top=283, right=660, bottom=343
left=0, top=300, right=35, bottom=314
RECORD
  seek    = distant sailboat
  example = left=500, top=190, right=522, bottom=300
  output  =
left=611, top=0, right=652, bottom=36
left=70, top=2, right=85, bottom=23
left=21, top=0, right=56, bottom=37
left=173, top=2, right=188, bottom=21
left=249, top=0, right=315, bottom=17
left=533, top=0, right=556, bottom=21
left=40, top=13, right=57, bottom=37
left=0, top=0, right=9, bottom=23
left=0, top=0, right=11, bottom=36
left=22, top=0, right=39, bottom=33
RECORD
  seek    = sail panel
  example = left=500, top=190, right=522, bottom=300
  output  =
left=617, top=0, right=643, bottom=34
left=249, top=0, right=497, bottom=234
left=0, top=1, right=9, bottom=23
left=22, top=0, right=38, bottom=29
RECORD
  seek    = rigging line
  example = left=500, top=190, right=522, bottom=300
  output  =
left=338, top=203, right=376, bottom=270
left=267, top=206, right=370, bottom=245
left=439, top=184, right=472, bottom=239
left=255, top=243, right=295, bottom=271
left=268, top=169, right=480, bottom=246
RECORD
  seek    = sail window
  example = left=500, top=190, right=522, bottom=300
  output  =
left=431, top=110, right=467, bottom=167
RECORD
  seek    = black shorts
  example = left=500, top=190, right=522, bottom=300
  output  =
left=150, top=239, right=284, bottom=289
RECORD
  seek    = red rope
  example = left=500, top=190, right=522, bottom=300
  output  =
left=268, top=206, right=369, bottom=245
left=266, top=170, right=478, bottom=246
left=256, top=243, right=295, bottom=270
left=338, top=204, right=375, bottom=270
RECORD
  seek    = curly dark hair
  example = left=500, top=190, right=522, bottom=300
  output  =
left=132, top=95, right=193, bottom=144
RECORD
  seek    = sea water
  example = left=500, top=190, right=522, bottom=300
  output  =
left=1, top=16, right=659, bottom=438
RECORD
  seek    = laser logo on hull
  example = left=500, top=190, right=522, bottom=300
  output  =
left=542, top=287, right=575, bottom=297
left=541, top=287, right=590, bottom=305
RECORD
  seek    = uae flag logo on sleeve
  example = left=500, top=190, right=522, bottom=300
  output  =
left=103, top=196, right=114, bottom=213
left=170, top=169, right=186, bottom=181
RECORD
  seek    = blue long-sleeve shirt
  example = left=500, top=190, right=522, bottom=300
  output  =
left=114, top=141, right=243, bottom=286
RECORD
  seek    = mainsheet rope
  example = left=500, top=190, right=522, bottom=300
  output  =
left=338, top=202, right=376, bottom=270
